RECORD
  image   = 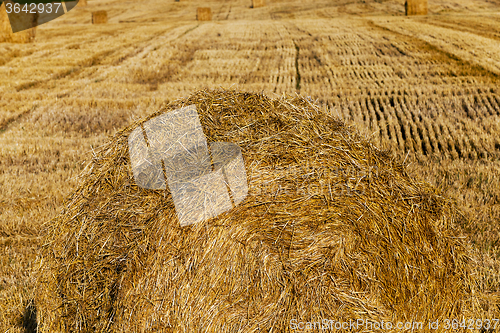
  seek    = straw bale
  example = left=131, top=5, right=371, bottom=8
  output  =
left=197, top=7, right=211, bottom=21
left=92, top=10, right=107, bottom=24
left=405, top=0, right=427, bottom=15
left=35, top=89, right=482, bottom=332
left=77, top=0, right=87, bottom=7
left=0, top=2, right=37, bottom=43
left=252, top=0, right=265, bottom=8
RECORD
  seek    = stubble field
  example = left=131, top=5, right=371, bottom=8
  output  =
left=0, top=0, right=499, bottom=331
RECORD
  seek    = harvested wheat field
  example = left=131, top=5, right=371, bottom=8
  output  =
left=1, top=0, right=500, bottom=332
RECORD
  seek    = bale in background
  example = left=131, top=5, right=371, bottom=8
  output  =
left=35, top=89, right=484, bottom=332
left=77, top=0, right=87, bottom=7
left=405, top=0, right=427, bottom=15
left=197, top=7, right=211, bottom=21
left=0, top=2, right=37, bottom=43
left=92, top=10, right=107, bottom=24
left=252, top=0, right=265, bottom=8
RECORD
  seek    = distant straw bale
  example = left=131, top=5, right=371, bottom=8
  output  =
left=197, top=7, right=211, bottom=21
left=92, top=10, right=107, bottom=24
left=405, top=0, right=427, bottom=15
left=36, top=89, right=482, bottom=332
left=77, top=0, right=87, bottom=7
left=252, top=0, right=265, bottom=8
left=0, top=2, right=37, bottom=43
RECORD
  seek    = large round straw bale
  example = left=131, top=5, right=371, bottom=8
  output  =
left=92, top=10, right=107, bottom=24
left=77, top=0, right=87, bottom=7
left=35, top=89, right=481, bottom=332
left=405, top=0, right=427, bottom=15
left=0, top=2, right=37, bottom=43
left=197, top=7, right=212, bottom=21
left=252, top=0, right=265, bottom=8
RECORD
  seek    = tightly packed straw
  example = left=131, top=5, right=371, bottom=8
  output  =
left=0, top=2, right=37, bottom=43
left=36, top=89, right=482, bottom=332
left=77, top=0, right=88, bottom=7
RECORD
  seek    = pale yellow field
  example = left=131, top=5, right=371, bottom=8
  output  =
left=1, top=0, right=500, bottom=331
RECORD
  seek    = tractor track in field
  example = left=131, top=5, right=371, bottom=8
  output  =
left=414, top=16, right=500, bottom=42
left=0, top=104, right=38, bottom=134
left=13, top=23, right=200, bottom=94
left=0, top=25, right=202, bottom=135
left=14, top=28, right=173, bottom=93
